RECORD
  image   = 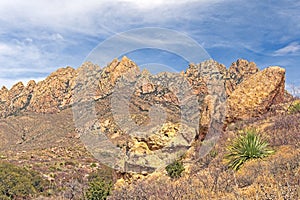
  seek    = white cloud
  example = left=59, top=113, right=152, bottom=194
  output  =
left=0, top=0, right=220, bottom=36
left=119, top=0, right=211, bottom=9
left=49, top=33, right=64, bottom=41
left=274, top=42, right=300, bottom=56
left=0, top=41, right=51, bottom=76
left=0, top=43, right=16, bottom=56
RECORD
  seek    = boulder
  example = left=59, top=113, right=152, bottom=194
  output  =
left=226, top=66, right=285, bottom=122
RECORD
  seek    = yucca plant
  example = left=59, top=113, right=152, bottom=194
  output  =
left=225, top=129, right=274, bottom=171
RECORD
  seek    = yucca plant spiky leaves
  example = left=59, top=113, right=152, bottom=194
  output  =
left=225, top=129, right=274, bottom=171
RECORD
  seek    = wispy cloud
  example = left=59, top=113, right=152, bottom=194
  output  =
left=0, top=0, right=299, bottom=89
left=0, top=0, right=220, bottom=36
left=0, top=0, right=222, bottom=88
left=274, top=42, right=300, bottom=56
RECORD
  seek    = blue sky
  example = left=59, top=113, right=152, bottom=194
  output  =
left=0, top=0, right=299, bottom=94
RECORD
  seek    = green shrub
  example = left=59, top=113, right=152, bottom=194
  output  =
left=165, top=160, right=185, bottom=179
left=90, top=163, right=97, bottom=168
left=88, top=166, right=114, bottom=183
left=225, top=129, right=274, bottom=171
left=85, top=177, right=112, bottom=200
left=0, top=162, right=47, bottom=199
left=288, top=101, right=300, bottom=114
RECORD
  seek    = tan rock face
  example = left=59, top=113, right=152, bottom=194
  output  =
left=0, top=86, right=9, bottom=116
left=225, top=59, right=259, bottom=96
left=27, top=66, right=76, bottom=113
left=98, top=56, right=140, bottom=98
left=141, top=83, right=155, bottom=94
left=138, top=122, right=180, bottom=151
left=9, top=82, right=34, bottom=115
left=185, top=60, right=227, bottom=140
left=185, top=60, right=227, bottom=96
left=226, top=66, right=285, bottom=122
left=0, top=86, right=8, bottom=102
left=0, top=81, right=37, bottom=117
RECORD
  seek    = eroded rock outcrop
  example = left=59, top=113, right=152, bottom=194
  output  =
left=0, top=86, right=9, bottom=117
left=98, top=56, right=140, bottom=98
left=70, top=58, right=230, bottom=172
left=0, top=81, right=36, bottom=117
left=225, top=59, right=259, bottom=96
left=226, top=66, right=285, bottom=122
left=27, top=66, right=76, bottom=113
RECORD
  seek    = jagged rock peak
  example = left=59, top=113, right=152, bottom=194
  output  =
left=97, top=56, right=140, bottom=98
left=26, top=66, right=77, bottom=113
left=26, top=80, right=36, bottom=91
left=186, top=59, right=227, bottom=77
left=11, top=81, right=24, bottom=89
left=104, top=56, right=139, bottom=73
left=0, top=86, right=8, bottom=102
left=45, top=66, right=75, bottom=81
left=9, top=82, right=25, bottom=95
left=1, top=86, right=8, bottom=92
left=226, top=59, right=259, bottom=95
left=26, top=80, right=36, bottom=87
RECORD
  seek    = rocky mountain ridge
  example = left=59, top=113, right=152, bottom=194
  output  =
left=0, top=57, right=287, bottom=122
left=0, top=57, right=296, bottom=199
left=0, top=57, right=288, bottom=171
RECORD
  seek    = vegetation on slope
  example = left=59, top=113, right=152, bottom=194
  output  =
left=288, top=100, right=300, bottom=114
left=0, top=162, right=48, bottom=199
left=165, top=160, right=185, bottom=179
